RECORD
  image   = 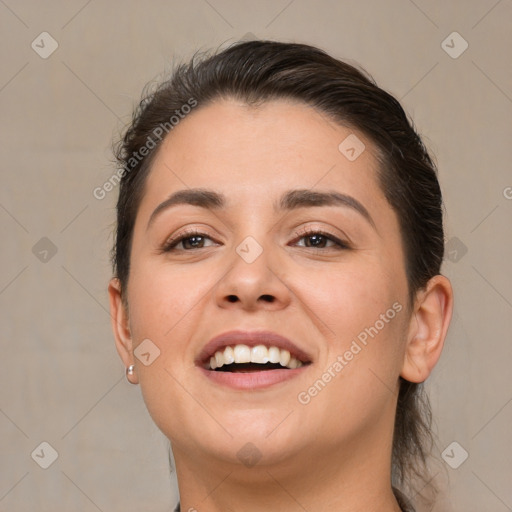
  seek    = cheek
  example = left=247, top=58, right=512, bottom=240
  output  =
left=295, top=287, right=407, bottom=445
left=127, top=258, right=213, bottom=340
left=295, top=260, right=407, bottom=400
left=124, top=262, right=215, bottom=440
left=295, top=259, right=404, bottom=340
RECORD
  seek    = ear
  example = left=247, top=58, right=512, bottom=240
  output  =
left=401, top=275, right=454, bottom=383
left=108, top=278, right=138, bottom=384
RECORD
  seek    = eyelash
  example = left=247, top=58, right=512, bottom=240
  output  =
left=161, top=227, right=350, bottom=252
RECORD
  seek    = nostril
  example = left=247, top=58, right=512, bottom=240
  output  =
left=225, top=294, right=274, bottom=303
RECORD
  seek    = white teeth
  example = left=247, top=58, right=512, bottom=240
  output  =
left=268, top=346, right=281, bottom=364
left=233, top=344, right=251, bottom=364
left=288, top=357, right=303, bottom=369
left=223, top=346, right=235, bottom=365
left=214, top=351, right=224, bottom=368
left=207, top=344, right=305, bottom=370
left=251, top=345, right=269, bottom=364
left=279, top=349, right=291, bottom=367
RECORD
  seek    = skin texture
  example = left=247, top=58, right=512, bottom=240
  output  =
left=109, top=99, right=453, bottom=512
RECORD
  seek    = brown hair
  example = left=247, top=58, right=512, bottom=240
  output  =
left=111, top=40, right=445, bottom=505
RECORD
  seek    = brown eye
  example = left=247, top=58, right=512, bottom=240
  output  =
left=292, top=229, right=350, bottom=250
left=162, top=230, right=218, bottom=252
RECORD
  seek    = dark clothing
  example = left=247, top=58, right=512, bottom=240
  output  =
left=173, top=487, right=416, bottom=511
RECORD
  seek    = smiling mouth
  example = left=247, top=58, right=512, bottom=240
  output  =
left=205, top=344, right=310, bottom=372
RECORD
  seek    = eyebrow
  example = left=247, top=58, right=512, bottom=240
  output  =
left=146, top=188, right=376, bottom=230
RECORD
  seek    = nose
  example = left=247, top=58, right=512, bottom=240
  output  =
left=214, top=237, right=292, bottom=312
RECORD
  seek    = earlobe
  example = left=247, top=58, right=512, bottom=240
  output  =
left=108, top=278, right=138, bottom=384
left=401, top=275, right=454, bottom=383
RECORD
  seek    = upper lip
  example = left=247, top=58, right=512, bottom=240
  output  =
left=196, top=330, right=313, bottom=367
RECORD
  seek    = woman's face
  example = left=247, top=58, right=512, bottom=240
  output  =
left=115, top=99, right=414, bottom=468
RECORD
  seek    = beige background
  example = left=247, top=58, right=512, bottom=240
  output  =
left=1, top=1, right=511, bottom=510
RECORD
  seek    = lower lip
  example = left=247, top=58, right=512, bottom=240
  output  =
left=197, top=365, right=309, bottom=390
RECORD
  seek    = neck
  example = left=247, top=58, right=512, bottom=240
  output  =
left=172, top=412, right=403, bottom=512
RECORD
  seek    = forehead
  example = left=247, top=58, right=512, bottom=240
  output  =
left=141, top=99, right=384, bottom=200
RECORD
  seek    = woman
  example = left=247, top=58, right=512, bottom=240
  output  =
left=108, top=40, right=453, bottom=511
